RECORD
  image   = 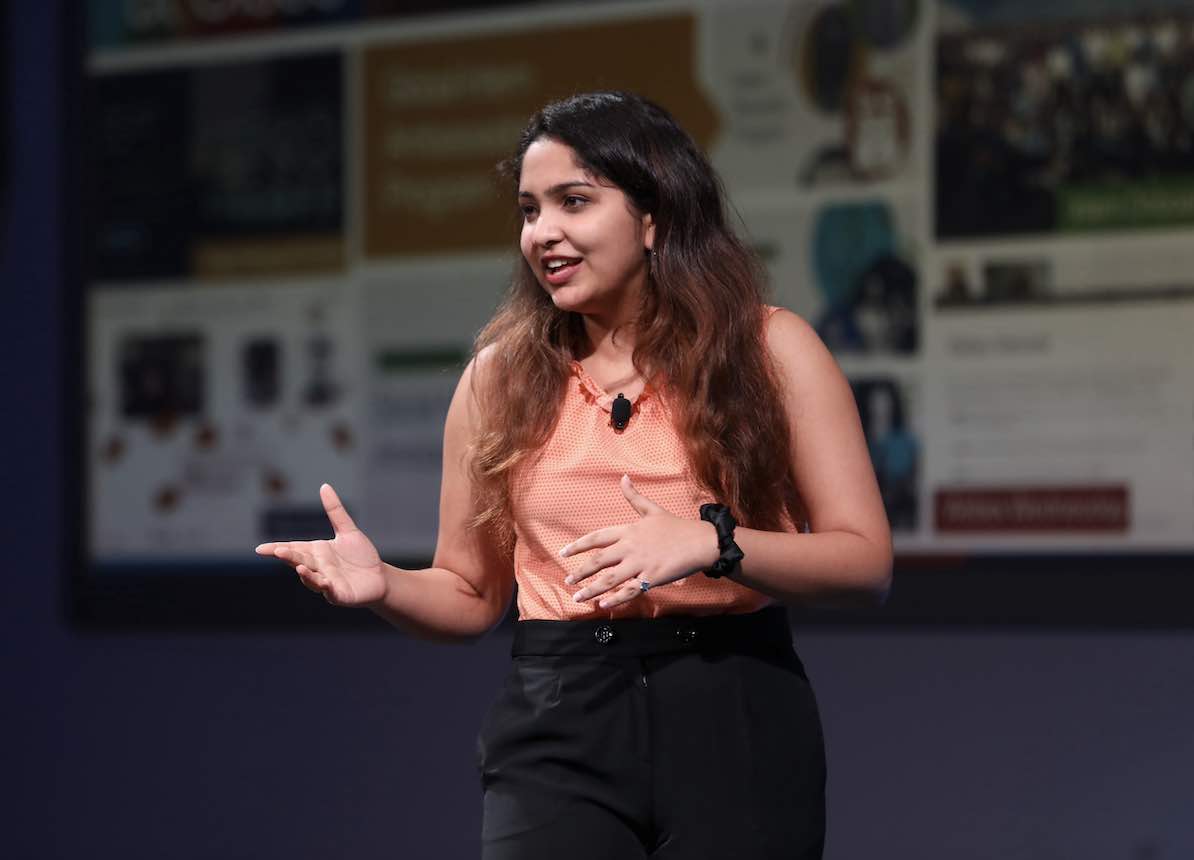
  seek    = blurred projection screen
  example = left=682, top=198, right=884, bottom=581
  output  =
left=72, top=0, right=1194, bottom=626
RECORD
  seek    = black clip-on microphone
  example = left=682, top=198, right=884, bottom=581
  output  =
left=611, top=393, right=632, bottom=431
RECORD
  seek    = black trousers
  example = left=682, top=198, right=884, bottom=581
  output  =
left=476, top=606, right=826, bottom=859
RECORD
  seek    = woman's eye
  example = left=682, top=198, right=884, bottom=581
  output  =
left=563, top=195, right=587, bottom=209
left=520, top=205, right=538, bottom=220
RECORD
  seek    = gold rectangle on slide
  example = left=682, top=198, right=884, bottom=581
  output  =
left=363, top=14, right=718, bottom=258
left=192, top=235, right=346, bottom=278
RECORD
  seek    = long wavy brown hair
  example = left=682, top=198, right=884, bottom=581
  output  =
left=468, top=92, right=804, bottom=552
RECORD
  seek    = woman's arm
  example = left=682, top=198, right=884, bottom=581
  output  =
left=545, top=308, right=893, bottom=612
left=566, top=309, right=892, bottom=609
left=366, top=352, right=516, bottom=640
left=725, top=308, right=892, bottom=607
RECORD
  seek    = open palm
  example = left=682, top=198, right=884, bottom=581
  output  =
left=255, top=483, right=386, bottom=607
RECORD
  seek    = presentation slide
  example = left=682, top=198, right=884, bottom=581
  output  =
left=80, top=0, right=1194, bottom=573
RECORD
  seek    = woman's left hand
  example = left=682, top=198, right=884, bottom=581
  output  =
left=561, top=474, right=719, bottom=609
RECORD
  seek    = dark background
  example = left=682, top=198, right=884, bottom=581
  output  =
left=4, top=3, right=1194, bottom=858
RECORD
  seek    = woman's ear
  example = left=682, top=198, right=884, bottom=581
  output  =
left=642, top=212, right=655, bottom=251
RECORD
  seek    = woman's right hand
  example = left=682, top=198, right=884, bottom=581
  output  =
left=255, top=483, right=387, bottom=608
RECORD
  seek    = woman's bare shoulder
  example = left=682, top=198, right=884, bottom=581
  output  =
left=762, top=306, right=851, bottom=412
left=763, top=306, right=829, bottom=363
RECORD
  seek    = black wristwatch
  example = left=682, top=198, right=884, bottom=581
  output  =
left=699, top=503, right=744, bottom=578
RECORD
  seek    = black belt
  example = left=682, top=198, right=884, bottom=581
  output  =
left=511, top=605, right=793, bottom=658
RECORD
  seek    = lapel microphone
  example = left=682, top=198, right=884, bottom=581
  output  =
left=611, top=393, right=632, bottom=430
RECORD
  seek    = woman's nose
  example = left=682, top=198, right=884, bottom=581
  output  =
left=531, top=211, right=564, bottom=246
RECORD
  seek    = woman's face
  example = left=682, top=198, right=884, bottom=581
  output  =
left=518, top=138, right=655, bottom=316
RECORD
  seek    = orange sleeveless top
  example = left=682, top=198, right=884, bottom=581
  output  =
left=509, top=305, right=793, bottom=620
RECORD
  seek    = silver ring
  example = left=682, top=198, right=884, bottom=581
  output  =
left=639, top=579, right=651, bottom=593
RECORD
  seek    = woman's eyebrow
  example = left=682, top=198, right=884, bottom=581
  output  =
left=518, top=181, right=598, bottom=199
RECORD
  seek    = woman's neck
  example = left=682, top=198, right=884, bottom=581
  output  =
left=579, top=318, right=637, bottom=364
left=575, top=280, right=644, bottom=365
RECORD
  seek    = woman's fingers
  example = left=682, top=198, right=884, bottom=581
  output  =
left=564, top=546, right=626, bottom=585
left=620, top=474, right=665, bottom=516
left=295, top=563, right=324, bottom=592
left=320, top=483, right=359, bottom=536
left=256, top=532, right=350, bottom=602
left=274, top=545, right=318, bottom=570
left=559, top=526, right=621, bottom=560
left=572, top=561, right=636, bottom=603
left=268, top=545, right=332, bottom=591
left=256, top=542, right=305, bottom=564
left=596, top=578, right=647, bottom=610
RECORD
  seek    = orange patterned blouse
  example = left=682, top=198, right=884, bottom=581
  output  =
left=509, top=305, right=794, bottom=620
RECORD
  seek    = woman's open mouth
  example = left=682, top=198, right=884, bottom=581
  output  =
left=544, top=257, right=582, bottom=285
